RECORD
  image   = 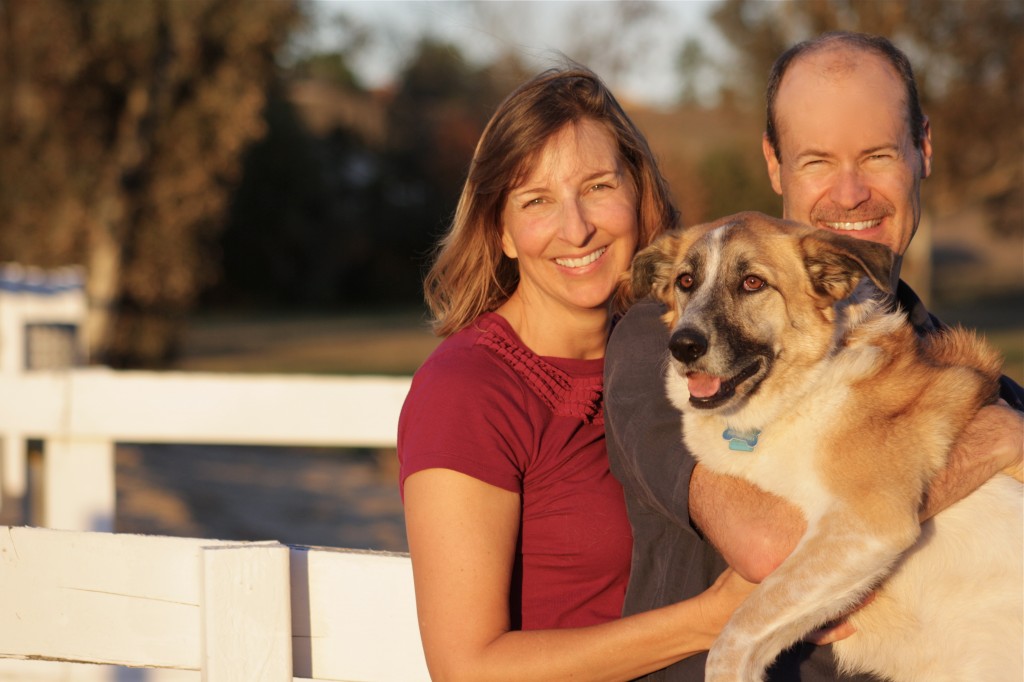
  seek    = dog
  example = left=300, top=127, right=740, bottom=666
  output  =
left=621, top=212, right=1023, bottom=682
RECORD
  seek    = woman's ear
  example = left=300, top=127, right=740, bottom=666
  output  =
left=500, top=226, right=518, bottom=259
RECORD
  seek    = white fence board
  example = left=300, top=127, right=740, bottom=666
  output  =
left=1, top=369, right=411, bottom=448
left=294, top=547, right=428, bottom=681
left=0, top=368, right=412, bottom=530
left=1, top=526, right=230, bottom=670
left=0, top=526, right=429, bottom=682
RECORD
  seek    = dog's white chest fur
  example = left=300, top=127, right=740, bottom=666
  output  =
left=669, top=365, right=846, bottom=521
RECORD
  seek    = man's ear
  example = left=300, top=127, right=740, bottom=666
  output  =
left=801, top=230, right=895, bottom=302
left=920, top=116, right=933, bottom=179
left=762, top=134, right=783, bottom=196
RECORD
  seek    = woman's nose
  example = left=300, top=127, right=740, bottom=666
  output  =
left=560, top=199, right=596, bottom=246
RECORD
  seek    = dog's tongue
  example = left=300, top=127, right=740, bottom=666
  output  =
left=687, top=373, right=722, bottom=398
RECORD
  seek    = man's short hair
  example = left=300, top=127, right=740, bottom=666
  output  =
left=765, top=31, right=926, bottom=159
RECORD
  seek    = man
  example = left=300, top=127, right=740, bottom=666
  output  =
left=605, top=31, right=1024, bottom=681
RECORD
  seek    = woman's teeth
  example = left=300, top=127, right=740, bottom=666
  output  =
left=556, top=246, right=606, bottom=268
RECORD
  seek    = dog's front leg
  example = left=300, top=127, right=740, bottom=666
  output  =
left=705, top=508, right=919, bottom=682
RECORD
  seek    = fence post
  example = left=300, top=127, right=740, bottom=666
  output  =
left=43, top=436, right=115, bottom=531
left=201, top=542, right=293, bottom=681
left=0, top=433, right=25, bottom=509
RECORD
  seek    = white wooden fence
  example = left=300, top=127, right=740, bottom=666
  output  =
left=0, top=266, right=429, bottom=680
left=0, top=525, right=428, bottom=681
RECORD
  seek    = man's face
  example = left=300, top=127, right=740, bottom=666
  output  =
left=762, top=48, right=932, bottom=259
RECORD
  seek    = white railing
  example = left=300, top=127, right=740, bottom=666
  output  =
left=0, top=525, right=429, bottom=681
left=0, top=367, right=411, bottom=531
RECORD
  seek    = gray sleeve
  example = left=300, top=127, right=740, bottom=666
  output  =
left=605, top=298, right=700, bottom=535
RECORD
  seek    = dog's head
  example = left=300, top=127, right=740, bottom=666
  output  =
left=628, top=211, right=895, bottom=415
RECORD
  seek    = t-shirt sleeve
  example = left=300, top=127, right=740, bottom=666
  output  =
left=398, top=346, right=531, bottom=496
left=605, top=298, right=701, bottom=534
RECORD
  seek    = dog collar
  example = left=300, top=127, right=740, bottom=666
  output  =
left=723, top=427, right=760, bottom=452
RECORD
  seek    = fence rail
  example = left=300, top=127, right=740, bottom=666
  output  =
left=0, top=368, right=412, bottom=530
left=0, top=525, right=428, bottom=681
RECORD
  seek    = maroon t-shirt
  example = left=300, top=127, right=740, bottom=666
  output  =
left=398, top=312, right=632, bottom=630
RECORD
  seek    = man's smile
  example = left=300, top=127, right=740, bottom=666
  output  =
left=821, top=218, right=882, bottom=232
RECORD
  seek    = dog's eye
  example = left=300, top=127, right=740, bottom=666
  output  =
left=742, top=275, right=765, bottom=292
left=676, top=273, right=695, bottom=290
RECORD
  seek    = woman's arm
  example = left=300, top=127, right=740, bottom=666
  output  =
left=404, top=468, right=755, bottom=682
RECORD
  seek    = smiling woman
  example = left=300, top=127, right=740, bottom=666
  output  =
left=395, top=64, right=757, bottom=682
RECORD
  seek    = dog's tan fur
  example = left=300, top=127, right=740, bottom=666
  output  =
left=623, top=212, right=1023, bottom=682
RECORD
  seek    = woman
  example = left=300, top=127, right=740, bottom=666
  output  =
left=397, top=65, right=754, bottom=681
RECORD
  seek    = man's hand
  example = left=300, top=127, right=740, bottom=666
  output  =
left=921, top=401, right=1024, bottom=520
left=803, top=593, right=877, bottom=646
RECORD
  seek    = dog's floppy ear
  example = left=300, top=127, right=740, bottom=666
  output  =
left=613, top=230, right=684, bottom=313
left=801, top=229, right=895, bottom=302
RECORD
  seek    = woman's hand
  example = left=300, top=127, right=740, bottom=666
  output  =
left=699, top=567, right=758, bottom=640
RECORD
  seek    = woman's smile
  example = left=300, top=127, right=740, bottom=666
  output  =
left=555, top=245, right=607, bottom=269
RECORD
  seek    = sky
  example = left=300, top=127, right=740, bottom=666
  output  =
left=307, top=0, right=730, bottom=107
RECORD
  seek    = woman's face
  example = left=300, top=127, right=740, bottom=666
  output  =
left=500, top=120, right=638, bottom=320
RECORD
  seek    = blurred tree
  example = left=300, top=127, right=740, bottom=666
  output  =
left=288, top=10, right=370, bottom=90
left=675, top=37, right=708, bottom=107
left=0, top=0, right=301, bottom=367
left=709, top=0, right=1023, bottom=238
left=698, top=145, right=781, bottom=221
left=210, top=36, right=524, bottom=312
left=560, top=0, right=664, bottom=89
left=381, top=38, right=509, bottom=299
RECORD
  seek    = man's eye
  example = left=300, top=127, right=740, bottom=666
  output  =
left=676, top=273, right=695, bottom=290
left=742, top=275, right=765, bottom=292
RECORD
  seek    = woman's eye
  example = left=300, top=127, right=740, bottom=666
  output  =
left=676, top=273, right=695, bottom=290
left=742, top=275, right=765, bottom=292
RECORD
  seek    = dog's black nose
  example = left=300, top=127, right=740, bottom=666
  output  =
left=669, top=328, right=708, bottom=363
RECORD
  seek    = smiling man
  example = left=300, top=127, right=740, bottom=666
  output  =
left=605, top=31, right=1024, bottom=681
left=762, top=36, right=930, bottom=290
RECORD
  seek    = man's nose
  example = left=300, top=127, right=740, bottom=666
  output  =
left=560, top=199, right=596, bottom=246
left=829, top=166, right=871, bottom=209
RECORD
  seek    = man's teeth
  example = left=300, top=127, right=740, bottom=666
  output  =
left=825, top=219, right=879, bottom=231
left=556, top=246, right=606, bottom=268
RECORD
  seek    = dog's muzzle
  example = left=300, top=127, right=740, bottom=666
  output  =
left=668, top=326, right=766, bottom=409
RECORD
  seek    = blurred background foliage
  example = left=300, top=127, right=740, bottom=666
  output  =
left=0, top=0, right=1020, bottom=369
